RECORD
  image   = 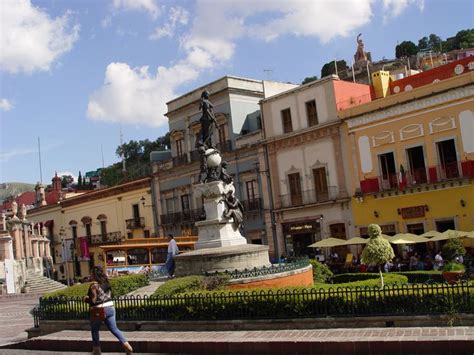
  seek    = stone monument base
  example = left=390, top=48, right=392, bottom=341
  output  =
left=174, top=244, right=271, bottom=277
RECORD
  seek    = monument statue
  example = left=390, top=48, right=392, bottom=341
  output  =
left=222, top=190, right=244, bottom=229
left=198, top=90, right=217, bottom=147
left=11, top=201, right=18, bottom=219
left=20, top=204, right=27, bottom=220
left=354, top=33, right=368, bottom=63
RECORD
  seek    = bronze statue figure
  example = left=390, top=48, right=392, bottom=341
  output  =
left=199, top=90, right=217, bottom=147
left=222, top=190, right=244, bottom=230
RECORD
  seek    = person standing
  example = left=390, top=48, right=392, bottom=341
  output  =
left=84, top=266, right=133, bottom=355
left=434, top=251, right=444, bottom=270
left=165, top=234, right=179, bottom=278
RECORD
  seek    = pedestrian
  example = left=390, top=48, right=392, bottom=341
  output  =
left=165, top=234, right=179, bottom=278
left=434, top=251, right=444, bottom=270
left=84, top=266, right=133, bottom=355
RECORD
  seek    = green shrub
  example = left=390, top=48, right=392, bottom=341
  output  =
left=309, top=259, right=333, bottom=283
left=153, top=276, right=204, bottom=297
left=395, top=271, right=444, bottom=283
left=442, top=238, right=466, bottom=262
left=43, top=274, right=149, bottom=299
left=325, top=273, right=407, bottom=288
left=153, top=274, right=230, bottom=297
left=443, top=262, right=465, bottom=272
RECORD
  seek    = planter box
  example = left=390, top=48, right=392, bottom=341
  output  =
left=442, top=271, right=464, bottom=285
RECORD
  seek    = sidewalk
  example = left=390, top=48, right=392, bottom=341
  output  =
left=125, top=281, right=165, bottom=297
left=4, top=327, right=474, bottom=354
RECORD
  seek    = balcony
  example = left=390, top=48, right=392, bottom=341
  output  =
left=190, top=150, right=201, bottom=163
left=242, top=198, right=262, bottom=213
left=216, top=140, right=232, bottom=153
left=126, top=217, right=145, bottom=229
left=89, top=232, right=124, bottom=246
left=160, top=208, right=205, bottom=225
left=172, top=154, right=188, bottom=167
left=359, top=160, right=474, bottom=194
left=278, top=187, right=338, bottom=209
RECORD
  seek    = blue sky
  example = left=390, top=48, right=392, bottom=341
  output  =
left=1, top=0, right=472, bottom=184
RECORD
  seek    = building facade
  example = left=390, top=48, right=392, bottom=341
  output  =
left=152, top=76, right=296, bottom=259
left=27, top=177, right=154, bottom=281
left=261, top=76, right=372, bottom=258
left=340, top=68, right=474, bottom=250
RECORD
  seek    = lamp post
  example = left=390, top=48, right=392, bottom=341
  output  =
left=59, top=226, right=70, bottom=286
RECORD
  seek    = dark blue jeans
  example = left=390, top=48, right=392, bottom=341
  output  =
left=90, top=306, right=127, bottom=346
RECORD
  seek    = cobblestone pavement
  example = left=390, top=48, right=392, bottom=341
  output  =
left=0, top=295, right=39, bottom=347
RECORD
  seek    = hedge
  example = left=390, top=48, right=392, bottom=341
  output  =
left=309, top=259, right=333, bottom=283
left=43, top=274, right=149, bottom=299
left=395, top=271, right=444, bottom=284
left=318, top=274, right=407, bottom=289
left=153, top=274, right=229, bottom=297
left=37, top=283, right=473, bottom=322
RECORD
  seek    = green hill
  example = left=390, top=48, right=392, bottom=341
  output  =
left=0, top=182, right=35, bottom=202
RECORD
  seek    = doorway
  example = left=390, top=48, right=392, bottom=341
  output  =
left=406, top=146, right=427, bottom=184
left=313, top=167, right=329, bottom=201
left=288, top=173, right=303, bottom=206
left=436, top=139, right=459, bottom=179
left=379, top=152, right=397, bottom=189
left=435, top=219, right=455, bottom=232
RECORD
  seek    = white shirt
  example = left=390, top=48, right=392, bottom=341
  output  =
left=435, top=254, right=443, bottom=263
left=168, top=239, right=179, bottom=256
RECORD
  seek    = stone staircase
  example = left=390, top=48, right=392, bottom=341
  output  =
left=25, top=270, right=67, bottom=294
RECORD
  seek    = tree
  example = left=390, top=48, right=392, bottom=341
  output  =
left=60, top=175, right=74, bottom=188
left=418, top=33, right=443, bottom=52
left=441, top=238, right=466, bottom=263
left=418, top=36, right=429, bottom=50
left=395, top=41, right=418, bottom=58
left=301, top=76, right=318, bottom=85
left=320, top=60, right=347, bottom=78
left=361, top=224, right=395, bottom=288
left=445, top=29, right=474, bottom=51
left=77, top=171, right=82, bottom=189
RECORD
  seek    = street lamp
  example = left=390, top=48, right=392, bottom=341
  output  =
left=59, top=226, right=70, bottom=286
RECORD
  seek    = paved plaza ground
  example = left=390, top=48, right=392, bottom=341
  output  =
left=0, top=294, right=40, bottom=347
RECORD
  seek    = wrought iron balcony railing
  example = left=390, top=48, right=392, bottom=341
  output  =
left=160, top=208, right=205, bottom=225
left=172, top=154, right=188, bottom=167
left=278, top=187, right=338, bottom=208
left=125, top=217, right=145, bottom=229
left=242, top=198, right=262, bottom=212
left=88, top=231, right=124, bottom=246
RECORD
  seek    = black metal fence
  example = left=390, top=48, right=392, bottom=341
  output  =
left=33, top=282, right=473, bottom=327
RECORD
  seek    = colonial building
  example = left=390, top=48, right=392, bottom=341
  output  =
left=260, top=76, right=372, bottom=258
left=340, top=63, right=474, bottom=249
left=28, top=177, right=155, bottom=281
left=152, top=76, right=296, bottom=258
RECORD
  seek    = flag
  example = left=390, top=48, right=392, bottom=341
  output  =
left=399, top=164, right=407, bottom=190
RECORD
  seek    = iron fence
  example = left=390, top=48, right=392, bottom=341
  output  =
left=33, top=282, right=473, bottom=327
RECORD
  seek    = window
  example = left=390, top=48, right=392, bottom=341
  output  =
left=306, top=100, right=318, bottom=126
left=407, top=146, right=427, bottom=184
left=144, top=230, right=150, bottom=238
left=436, top=139, right=459, bottom=179
left=313, top=167, right=328, bottom=201
left=176, top=138, right=184, bottom=156
left=218, top=125, right=226, bottom=145
left=379, top=152, right=397, bottom=189
left=330, top=223, right=346, bottom=239
left=165, top=198, right=174, bottom=214
left=181, top=194, right=190, bottom=212
left=127, top=232, right=133, bottom=239
left=246, top=180, right=258, bottom=200
left=288, top=173, right=302, bottom=206
left=100, top=220, right=107, bottom=237
left=71, top=225, right=78, bottom=240
left=132, top=204, right=140, bottom=220
left=281, top=108, right=293, bottom=133
left=85, top=223, right=92, bottom=237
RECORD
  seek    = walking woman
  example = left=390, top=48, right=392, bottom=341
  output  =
left=84, top=266, right=133, bottom=355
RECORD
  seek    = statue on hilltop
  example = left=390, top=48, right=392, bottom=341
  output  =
left=354, top=33, right=368, bottom=63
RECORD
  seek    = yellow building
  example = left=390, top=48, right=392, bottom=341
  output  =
left=340, top=71, right=474, bottom=250
left=28, top=177, right=156, bottom=281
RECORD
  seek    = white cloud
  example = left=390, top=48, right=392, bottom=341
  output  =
left=0, top=98, right=14, bottom=111
left=382, top=0, right=424, bottom=19
left=0, top=148, right=36, bottom=162
left=150, top=6, right=189, bottom=40
left=101, top=15, right=112, bottom=28
left=87, top=62, right=198, bottom=127
left=88, top=0, right=422, bottom=127
left=0, top=0, right=80, bottom=74
left=112, top=0, right=161, bottom=19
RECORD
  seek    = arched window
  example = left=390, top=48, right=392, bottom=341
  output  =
left=81, top=216, right=92, bottom=237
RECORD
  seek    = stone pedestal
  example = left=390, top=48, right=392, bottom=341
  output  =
left=175, top=244, right=271, bottom=276
left=193, top=181, right=246, bottom=249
